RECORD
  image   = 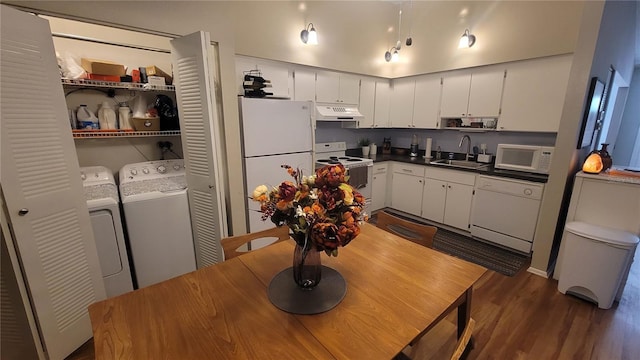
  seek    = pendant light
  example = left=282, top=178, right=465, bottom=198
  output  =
left=384, top=10, right=403, bottom=62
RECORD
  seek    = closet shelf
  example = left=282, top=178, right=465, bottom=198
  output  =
left=73, top=130, right=180, bottom=139
left=62, top=78, right=175, bottom=92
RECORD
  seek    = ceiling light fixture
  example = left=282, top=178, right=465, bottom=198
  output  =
left=385, top=46, right=400, bottom=62
left=384, top=10, right=405, bottom=62
left=458, top=28, right=476, bottom=48
left=300, top=23, right=318, bottom=45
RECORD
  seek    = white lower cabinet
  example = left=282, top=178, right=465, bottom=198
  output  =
left=390, top=163, right=425, bottom=216
left=421, top=168, right=475, bottom=230
left=371, top=163, right=388, bottom=211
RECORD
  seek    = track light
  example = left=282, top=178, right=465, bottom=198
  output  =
left=300, top=23, right=318, bottom=45
left=384, top=46, right=400, bottom=62
left=458, top=29, right=476, bottom=48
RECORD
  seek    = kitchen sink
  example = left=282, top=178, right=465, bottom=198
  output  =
left=429, top=159, right=490, bottom=170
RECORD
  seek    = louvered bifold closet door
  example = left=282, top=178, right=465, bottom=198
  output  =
left=0, top=6, right=106, bottom=360
left=171, top=31, right=226, bottom=267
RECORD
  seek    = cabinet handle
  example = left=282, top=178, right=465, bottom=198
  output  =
left=18, top=208, right=29, bottom=216
left=402, top=169, right=412, bottom=173
left=442, top=184, right=446, bottom=188
left=448, top=185, right=452, bottom=189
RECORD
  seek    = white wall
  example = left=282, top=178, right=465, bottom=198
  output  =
left=532, top=0, right=637, bottom=274
left=613, top=66, right=640, bottom=166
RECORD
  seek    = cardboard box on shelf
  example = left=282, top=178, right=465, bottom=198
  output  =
left=87, top=73, right=120, bottom=82
left=132, top=117, right=160, bottom=131
left=147, top=76, right=166, bottom=86
left=81, top=58, right=126, bottom=76
left=145, top=65, right=173, bottom=84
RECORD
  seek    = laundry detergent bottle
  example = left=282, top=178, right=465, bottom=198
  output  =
left=76, top=105, right=99, bottom=129
left=98, top=101, right=117, bottom=130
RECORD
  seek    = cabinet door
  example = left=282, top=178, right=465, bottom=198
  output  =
left=467, top=68, right=505, bottom=118
left=372, top=166, right=388, bottom=212
left=294, top=69, right=316, bottom=102
left=440, top=72, right=471, bottom=118
left=374, top=80, right=391, bottom=127
left=171, top=32, right=226, bottom=267
left=421, top=178, right=447, bottom=223
left=443, top=183, right=474, bottom=230
left=339, top=74, right=360, bottom=105
left=391, top=173, right=423, bottom=216
left=389, top=78, right=416, bottom=128
left=315, top=71, right=340, bottom=103
left=1, top=7, right=107, bottom=359
left=413, top=74, right=442, bottom=129
left=358, top=77, right=375, bottom=128
left=258, top=62, right=291, bottom=98
left=499, top=55, right=572, bottom=132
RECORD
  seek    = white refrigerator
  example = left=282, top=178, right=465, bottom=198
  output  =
left=240, top=97, right=314, bottom=232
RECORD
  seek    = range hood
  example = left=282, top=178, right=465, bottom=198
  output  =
left=315, top=104, right=363, bottom=121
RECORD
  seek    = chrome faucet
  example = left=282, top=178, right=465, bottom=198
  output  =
left=459, top=135, right=472, bottom=161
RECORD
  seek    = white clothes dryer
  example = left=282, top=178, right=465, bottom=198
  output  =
left=119, top=159, right=196, bottom=288
left=80, top=166, right=134, bottom=297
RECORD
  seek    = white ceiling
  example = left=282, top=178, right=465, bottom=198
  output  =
left=7, top=1, right=588, bottom=78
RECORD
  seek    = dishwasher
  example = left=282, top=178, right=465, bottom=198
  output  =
left=470, top=175, right=545, bottom=253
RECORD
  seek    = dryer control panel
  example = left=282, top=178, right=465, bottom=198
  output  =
left=120, top=159, right=186, bottom=183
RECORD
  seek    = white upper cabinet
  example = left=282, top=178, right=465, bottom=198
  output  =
left=440, top=67, right=504, bottom=119
left=294, top=68, right=316, bottom=102
left=374, top=80, right=391, bottom=127
left=316, top=70, right=360, bottom=104
left=389, top=78, right=416, bottom=128
left=235, top=56, right=291, bottom=98
left=440, top=70, right=472, bottom=118
left=467, top=68, right=505, bottom=117
left=412, top=73, right=442, bottom=129
left=499, top=54, right=572, bottom=132
left=359, top=77, right=376, bottom=128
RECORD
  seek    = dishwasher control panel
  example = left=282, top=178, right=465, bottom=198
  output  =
left=475, top=175, right=544, bottom=200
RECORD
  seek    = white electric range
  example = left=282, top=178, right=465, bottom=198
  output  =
left=314, top=142, right=373, bottom=209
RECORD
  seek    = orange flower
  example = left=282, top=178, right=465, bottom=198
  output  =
left=250, top=164, right=367, bottom=256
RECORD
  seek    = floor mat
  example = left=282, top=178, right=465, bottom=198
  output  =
left=370, top=211, right=529, bottom=276
left=432, top=228, right=529, bottom=276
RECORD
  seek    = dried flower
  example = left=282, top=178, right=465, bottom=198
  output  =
left=251, top=164, right=367, bottom=256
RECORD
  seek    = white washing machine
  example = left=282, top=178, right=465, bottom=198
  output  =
left=80, top=166, right=134, bottom=297
left=119, top=159, right=196, bottom=288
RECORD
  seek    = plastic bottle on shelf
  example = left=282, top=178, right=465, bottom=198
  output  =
left=98, top=101, right=117, bottom=130
left=76, top=105, right=99, bottom=130
left=118, top=103, right=134, bottom=130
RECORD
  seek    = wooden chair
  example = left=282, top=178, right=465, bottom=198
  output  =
left=396, top=318, right=476, bottom=360
left=221, top=226, right=290, bottom=260
left=375, top=211, right=437, bottom=248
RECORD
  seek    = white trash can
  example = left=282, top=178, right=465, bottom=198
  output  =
left=557, top=221, right=639, bottom=309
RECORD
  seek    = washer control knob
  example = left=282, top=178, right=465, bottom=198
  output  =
left=142, top=168, right=150, bottom=174
left=524, top=188, right=533, bottom=196
left=173, top=164, right=181, bottom=171
left=130, top=169, right=138, bottom=176
left=157, top=165, right=167, bottom=174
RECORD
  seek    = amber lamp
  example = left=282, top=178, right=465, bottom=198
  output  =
left=582, top=152, right=604, bottom=174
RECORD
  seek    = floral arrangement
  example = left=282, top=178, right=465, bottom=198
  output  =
left=251, top=164, right=366, bottom=256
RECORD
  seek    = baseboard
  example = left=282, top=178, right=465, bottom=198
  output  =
left=527, top=266, right=549, bottom=278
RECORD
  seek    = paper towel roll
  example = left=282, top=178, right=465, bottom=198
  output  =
left=425, top=138, right=432, bottom=158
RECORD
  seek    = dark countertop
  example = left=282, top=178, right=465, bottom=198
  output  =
left=351, top=150, right=549, bottom=183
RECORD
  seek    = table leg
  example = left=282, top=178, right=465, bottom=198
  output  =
left=457, top=287, right=472, bottom=338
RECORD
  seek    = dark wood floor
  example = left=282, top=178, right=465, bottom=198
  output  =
left=68, top=247, right=640, bottom=360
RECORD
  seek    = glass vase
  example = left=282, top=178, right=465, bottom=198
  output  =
left=292, top=240, right=321, bottom=290
left=598, top=143, right=613, bottom=172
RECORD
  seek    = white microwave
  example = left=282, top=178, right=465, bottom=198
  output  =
left=495, top=144, right=554, bottom=174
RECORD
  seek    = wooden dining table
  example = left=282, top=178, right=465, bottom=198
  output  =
left=88, top=223, right=487, bottom=359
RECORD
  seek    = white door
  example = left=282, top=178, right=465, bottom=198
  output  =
left=171, top=31, right=227, bottom=266
left=244, top=152, right=313, bottom=232
left=1, top=6, right=106, bottom=359
left=240, top=97, right=313, bottom=157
